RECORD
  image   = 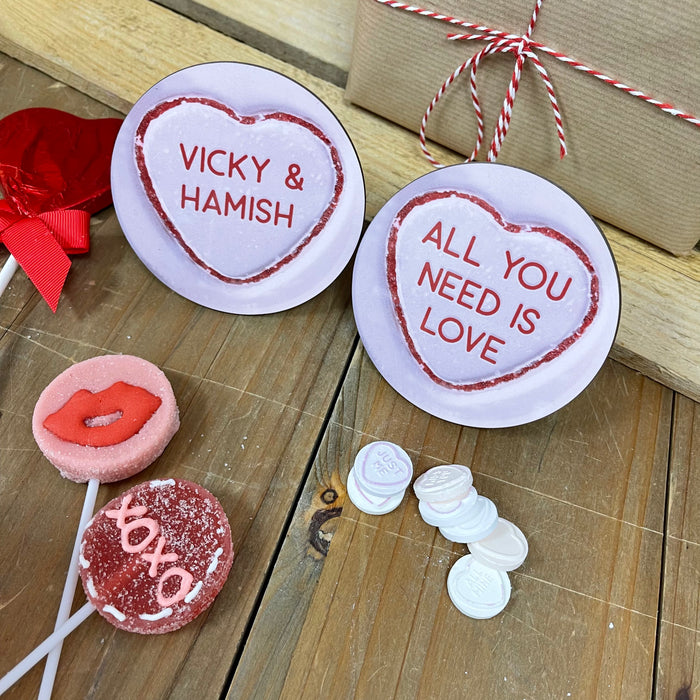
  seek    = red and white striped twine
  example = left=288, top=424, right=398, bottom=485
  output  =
left=374, top=0, right=700, bottom=167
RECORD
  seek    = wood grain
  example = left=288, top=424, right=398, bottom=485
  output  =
left=655, top=395, right=700, bottom=699
left=0, top=54, right=357, bottom=699
left=231, top=345, right=672, bottom=699
left=155, top=0, right=355, bottom=85
left=0, top=0, right=697, bottom=404
left=0, top=2, right=697, bottom=698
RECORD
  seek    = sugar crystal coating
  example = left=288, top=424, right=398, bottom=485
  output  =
left=79, top=478, right=233, bottom=634
left=32, top=355, right=180, bottom=483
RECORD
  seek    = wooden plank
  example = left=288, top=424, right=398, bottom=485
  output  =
left=655, top=395, right=700, bottom=698
left=0, top=0, right=697, bottom=403
left=230, top=346, right=673, bottom=698
left=154, top=0, right=355, bottom=85
left=0, top=55, right=357, bottom=699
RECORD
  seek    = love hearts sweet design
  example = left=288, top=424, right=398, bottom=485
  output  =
left=387, top=190, right=597, bottom=390
left=112, top=62, right=365, bottom=314
left=135, top=97, right=342, bottom=284
left=353, top=163, right=620, bottom=427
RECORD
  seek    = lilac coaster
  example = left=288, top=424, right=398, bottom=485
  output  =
left=352, top=163, right=620, bottom=427
left=112, top=62, right=365, bottom=314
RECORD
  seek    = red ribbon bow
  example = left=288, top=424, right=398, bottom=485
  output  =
left=0, top=200, right=90, bottom=312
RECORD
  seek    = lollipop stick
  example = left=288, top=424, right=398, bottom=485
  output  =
left=0, top=255, right=19, bottom=298
left=0, top=603, right=95, bottom=695
left=38, top=478, right=100, bottom=700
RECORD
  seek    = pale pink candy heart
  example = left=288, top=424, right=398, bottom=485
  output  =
left=387, top=190, right=598, bottom=391
left=353, top=441, right=413, bottom=496
left=135, top=96, right=343, bottom=283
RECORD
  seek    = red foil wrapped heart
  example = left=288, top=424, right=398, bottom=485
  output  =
left=0, top=108, right=122, bottom=311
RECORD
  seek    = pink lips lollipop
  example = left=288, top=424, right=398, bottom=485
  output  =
left=33, top=354, right=180, bottom=483
left=0, top=479, right=233, bottom=694
left=31, top=354, right=179, bottom=697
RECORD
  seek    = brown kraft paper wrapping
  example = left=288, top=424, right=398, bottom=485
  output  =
left=346, top=0, right=700, bottom=254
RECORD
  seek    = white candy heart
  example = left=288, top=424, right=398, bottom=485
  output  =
left=136, top=96, right=342, bottom=283
left=353, top=441, right=413, bottom=496
left=387, top=190, right=598, bottom=390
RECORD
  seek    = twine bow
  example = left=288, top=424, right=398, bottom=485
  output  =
left=0, top=200, right=90, bottom=312
left=375, top=0, right=700, bottom=167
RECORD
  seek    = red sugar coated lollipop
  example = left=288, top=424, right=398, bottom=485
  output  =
left=80, top=478, right=233, bottom=634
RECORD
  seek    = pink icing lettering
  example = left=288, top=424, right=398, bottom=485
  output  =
left=105, top=494, right=147, bottom=528
left=156, top=567, right=194, bottom=607
left=142, top=535, right=179, bottom=577
left=120, top=517, right=160, bottom=553
left=105, top=492, right=197, bottom=608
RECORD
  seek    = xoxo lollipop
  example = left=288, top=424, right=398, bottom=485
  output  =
left=0, top=479, right=233, bottom=693
left=31, top=354, right=179, bottom=698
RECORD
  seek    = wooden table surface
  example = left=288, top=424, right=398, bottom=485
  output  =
left=0, top=2, right=697, bottom=699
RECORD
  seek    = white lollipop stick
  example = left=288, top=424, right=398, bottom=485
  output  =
left=0, top=602, right=95, bottom=695
left=38, top=478, right=99, bottom=700
left=0, top=255, right=19, bottom=298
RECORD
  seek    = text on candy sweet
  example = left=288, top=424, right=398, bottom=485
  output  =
left=105, top=494, right=194, bottom=608
left=370, top=446, right=404, bottom=476
left=177, top=144, right=306, bottom=228
left=414, top=221, right=581, bottom=366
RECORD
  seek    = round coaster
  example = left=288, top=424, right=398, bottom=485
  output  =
left=346, top=467, right=404, bottom=515
left=413, top=464, right=473, bottom=504
left=468, top=518, right=528, bottom=571
left=418, top=486, right=477, bottom=527
left=352, top=441, right=413, bottom=497
left=112, top=62, right=365, bottom=314
left=439, top=496, right=499, bottom=543
left=352, top=163, right=620, bottom=427
left=447, top=554, right=511, bottom=619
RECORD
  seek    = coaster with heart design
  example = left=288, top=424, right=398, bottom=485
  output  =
left=353, top=163, right=620, bottom=427
left=111, top=63, right=364, bottom=314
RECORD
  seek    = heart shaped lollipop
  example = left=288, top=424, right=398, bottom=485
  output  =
left=0, top=108, right=122, bottom=310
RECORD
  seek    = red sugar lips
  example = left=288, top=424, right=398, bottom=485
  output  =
left=32, top=355, right=180, bottom=483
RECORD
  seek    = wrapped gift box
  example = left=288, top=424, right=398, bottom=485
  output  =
left=346, top=0, right=700, bottom=254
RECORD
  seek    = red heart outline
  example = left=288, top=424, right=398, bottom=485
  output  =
left=386, top=190, right=600, bottom=392
left=135, top=96, right=344, bottom=284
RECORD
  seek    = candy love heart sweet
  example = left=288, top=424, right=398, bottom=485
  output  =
left=0, top=107, right=122, bottom=216
left=352, top=163, right=620, bottom=427
left=135, top=96, right=342, bottom=284
left=388, top=190, right=597, bottom=390
left=352, top=441, right=413, bottom=496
